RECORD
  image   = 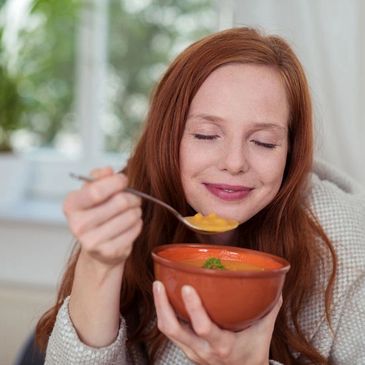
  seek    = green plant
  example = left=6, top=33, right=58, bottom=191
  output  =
left=0, top=0, right=79, bottom=152
left=0, top=0, right=214, bottom=152
left=15, top=0, right=79, bottom=147
left=0, top=22, right=24, bottom=152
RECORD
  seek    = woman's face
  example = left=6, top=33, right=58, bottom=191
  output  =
left=180, top=63, right=289, bottom=224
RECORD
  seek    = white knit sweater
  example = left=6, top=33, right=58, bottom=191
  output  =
left=45, top=160, right=365, bottom=364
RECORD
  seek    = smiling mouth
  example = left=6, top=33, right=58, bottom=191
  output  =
left=203, top=183, right=253, bottom=201
left=221, top=188, right=240, bottom=193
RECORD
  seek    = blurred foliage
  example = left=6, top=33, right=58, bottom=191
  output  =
left=16, top=0, right=80, bottom=146
left=0, top=0, right=214, bottom=153
left=0, top=0, right=79, bottom=151
left=0, top=25, right=25, bottom=151
left=107, top=0, right=215, bottom=152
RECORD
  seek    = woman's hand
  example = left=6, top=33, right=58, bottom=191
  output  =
left=153, top=281, right=282, bottom=365
left=66, top=167, right=142, bottom=347
left=63, top=166, right=142, bottom=268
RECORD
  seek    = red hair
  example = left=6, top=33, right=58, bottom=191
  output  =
left=37, top=27, right=336, bottom=364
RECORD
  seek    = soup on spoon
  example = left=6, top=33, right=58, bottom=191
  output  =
left=185, top=212, right=239, bottom=233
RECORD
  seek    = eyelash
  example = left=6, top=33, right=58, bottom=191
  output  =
left=193, top=134, right=277, bottom=149
left=252, top=140, right=277, bottom=149
left=193, top=134, right=219, bottom=140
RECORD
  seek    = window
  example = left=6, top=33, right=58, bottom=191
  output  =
left=1, top=0, right=79, bottom=155
left=0, top=0, right=232, bottom=215
left=106, top=0, right=217, bottom=153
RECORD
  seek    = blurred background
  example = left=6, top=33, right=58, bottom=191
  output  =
left=0, top=0, right=363, bottom=364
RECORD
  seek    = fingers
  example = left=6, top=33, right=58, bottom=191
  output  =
left=63, top=167, right=143, bottom=267
left=79, top=206, right=142, bottom=248
left=153, top=281, right=185, bottom=338
left=90, top=166, right=114, bottom=179
left=64, top=173, right=128, bottom=212
left=181, top=285, right=234, bottom=356
left=68, top=192, right=141, bottom=237
left=181, top=286, right=219, bottom=340
left=91, top=219, right=143, bottom=265
left=153, top=281, right=220, bottom=364
left=154, top=281, right=281, bottom=365
left=153, top=281, right=200, bottom=348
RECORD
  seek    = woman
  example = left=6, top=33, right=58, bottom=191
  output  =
left=36, top=27, right=365, bottom=364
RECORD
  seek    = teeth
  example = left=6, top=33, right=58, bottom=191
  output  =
left=223, top=189, right=235, bottom=193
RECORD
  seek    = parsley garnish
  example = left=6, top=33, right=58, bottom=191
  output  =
left=202, top=257, right=226, bottom=270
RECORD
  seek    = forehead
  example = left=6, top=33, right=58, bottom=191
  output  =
left=188, top=63, right=289, bottom=129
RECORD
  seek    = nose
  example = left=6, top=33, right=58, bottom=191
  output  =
left=219, top=140, right=249, bottom=175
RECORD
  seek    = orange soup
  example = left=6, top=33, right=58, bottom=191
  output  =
left=185, top=212, right=239, bottom=232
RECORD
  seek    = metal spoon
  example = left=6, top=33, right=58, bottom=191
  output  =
left=69, top=173, right=238, bottom=235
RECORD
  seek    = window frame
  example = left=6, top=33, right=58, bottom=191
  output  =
left=2, top=0, right=233, bottom=220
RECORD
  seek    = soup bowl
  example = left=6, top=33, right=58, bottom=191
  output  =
left=152, top=244, right=290, bottom=331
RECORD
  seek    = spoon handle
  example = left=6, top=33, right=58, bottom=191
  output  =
left=124, top=187, right=181, bottom=218
left=69, top=172, right=94, bottom=182
left=69, top=173, right=182, bottom=220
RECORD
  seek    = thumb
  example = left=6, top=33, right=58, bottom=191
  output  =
left=254, top=294, right=283, bottom=333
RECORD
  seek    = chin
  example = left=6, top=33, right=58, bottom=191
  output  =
left=200, top=207, right=244, bottom=222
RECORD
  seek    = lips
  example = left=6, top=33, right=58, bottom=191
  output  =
left=204, top=183, right=253, bottom=201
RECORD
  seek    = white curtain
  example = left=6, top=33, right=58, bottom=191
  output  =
left=229, top=0, right=365, bottom=185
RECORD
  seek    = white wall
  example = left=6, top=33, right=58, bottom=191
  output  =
left=0, top=217, right=73, bottom=365
left=233, top=0, right=365, bottom=186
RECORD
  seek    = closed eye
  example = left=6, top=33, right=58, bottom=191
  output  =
left=193, top=134, right=220, bottom=141
left=251, top=140, right=277, bottom=149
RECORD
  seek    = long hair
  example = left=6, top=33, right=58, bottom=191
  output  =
left=36, top=27, right=336, bottom=364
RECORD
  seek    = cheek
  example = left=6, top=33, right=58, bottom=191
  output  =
left=179, top=138, right=198, bottom=195
left=179, top=138, right=193, bottom=177
left=179, top=153, right=199, bottom=209
left=180, top=138, right=215, bottom=177
left=255, top=152, right=287, bottom=189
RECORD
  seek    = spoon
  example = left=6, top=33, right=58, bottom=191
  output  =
left=69, top=173, right=238, bottom=234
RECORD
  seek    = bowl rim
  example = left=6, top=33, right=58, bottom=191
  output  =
left=152, top=243, right=290, bottom=277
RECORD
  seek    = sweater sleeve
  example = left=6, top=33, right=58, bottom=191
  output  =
left=330, top=273, right=365, bottom=364
left=45, top=296, right=129, bottom=365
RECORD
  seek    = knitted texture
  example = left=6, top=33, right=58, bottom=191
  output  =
left=45, top=160, right=365, bottom=364
left=301, top=160, right=365, bottom=364
left=45, top=297, right=128, bottom=364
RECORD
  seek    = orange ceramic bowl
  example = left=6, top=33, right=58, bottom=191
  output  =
left=152, top=244, right=290, bottom=331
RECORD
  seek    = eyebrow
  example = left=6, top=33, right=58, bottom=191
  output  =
left=187, top=113, right=287, bottom=132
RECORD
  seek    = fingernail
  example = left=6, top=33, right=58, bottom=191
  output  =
left=181, top=285, right=193, bottom=297
left=153, top=281, right=162, bottom=293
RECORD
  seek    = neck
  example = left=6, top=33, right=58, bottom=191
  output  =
left=197, top=229, right=238, bottom=246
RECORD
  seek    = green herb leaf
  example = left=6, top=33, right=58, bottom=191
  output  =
left=202, top=257, right=226, bottom=270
